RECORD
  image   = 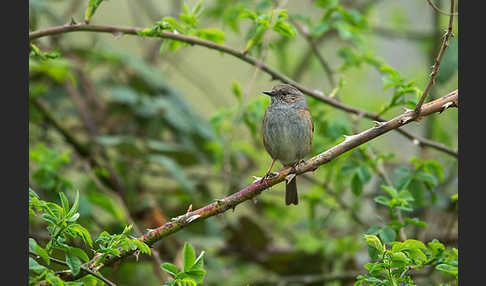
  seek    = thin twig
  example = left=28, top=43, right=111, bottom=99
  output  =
left=426, top=0, right=458, bottom=16
left=414, top=0, right=455, bottom=116
left=29, top=23, right=457, bottom=157
left=291, top=19, right=336, bottom=89
left=29, top=251, right=117, bottom=286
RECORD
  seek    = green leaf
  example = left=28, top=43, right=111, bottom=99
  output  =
left=84, top=0, right=105, bottom=23
left=404, top=217, right=427, bottom=228
left=66, top=251, right=82, bottom=276
left=193, top=251, right=205, bottom=270
left=132, top=239, right=151, bottom=255
left=379, top=226, right=396, bottom=244
left=29, top=238, right=50, bottom=265
left=161, top=262, right=180, bottom=277
left=149, top=155, right=196, bottom=194
left=59, top=192, right=69, bottom=216
left=66, top=190, right=80, bottom=219
left=175, top=278, right=197, bottom=286
left=182, top=242, right=196, bottom=272
left=185, top=268, right=206, bottom=284
left=363, top=234, right=384, bottom=255
left=273, top=20, right=295, bottom=37
left=436, top=264, right=458, bottom=276
left=391, top=251, right=408, bottom=268
left=68, top=247, right=90, bottom=262
left=68, top=224, right=93, bottom=247
left=232, top=81, right=243, bottom=103
left=196, top=28, right=225, bottom=44
left=415, top=172, right=438, bottom=187
left=29, top=257, right=46, bottom=273
left=340, top=161, right=359, bottom=176
left=374, top=196, right=390, bottom=207
left=310, top=22, right=330, bottom=37
left=351, top=173, right=363, bottom=196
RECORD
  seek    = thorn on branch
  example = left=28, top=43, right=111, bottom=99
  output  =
left=399, top=116, right=413, bottom=125
left=440, top=101, right=455, bottom=113
left=187, top=214, right=201, bottom=223
left=70, top=17, right=77, bottom=25
left=373, top=121, right=385, bottom=127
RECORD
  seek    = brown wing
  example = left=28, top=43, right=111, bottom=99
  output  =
left=298, top=108, right=314, bottom=146
left=262, top=108, right=273, bottom=156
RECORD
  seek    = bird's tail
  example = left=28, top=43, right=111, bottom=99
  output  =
left=285, top=176, right=298, bottom=205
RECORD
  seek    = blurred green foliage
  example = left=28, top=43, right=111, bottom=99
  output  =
left=29, top=0, right=457, bottom=285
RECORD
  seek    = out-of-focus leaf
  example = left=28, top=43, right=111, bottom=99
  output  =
left=149, top=155, right=196, bottom=193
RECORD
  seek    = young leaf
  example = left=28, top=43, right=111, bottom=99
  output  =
left=363, top=234, right=384, bottom=255
left=161, top=262, right=180, bottom=277
left=66, top=190, right=80, bottom=219
left=182, top=242, right=196, bottom=271
left=84, top=0, right=105, bottom=23
left=59, top=192, right=69, bottom=216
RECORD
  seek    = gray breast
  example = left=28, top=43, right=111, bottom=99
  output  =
left=263, top=105, right=312, bottom=166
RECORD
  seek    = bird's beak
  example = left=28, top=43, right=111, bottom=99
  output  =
left=262, top=90, right=275, bottom=96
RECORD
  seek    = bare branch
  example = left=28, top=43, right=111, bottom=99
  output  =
left=414, top=0, right=456, bottom=115
left=426, top=0, right=458, bottom=16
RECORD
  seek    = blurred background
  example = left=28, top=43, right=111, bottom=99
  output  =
left=29, top=0, right=458, bottom=285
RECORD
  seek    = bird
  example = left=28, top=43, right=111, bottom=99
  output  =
left=261, top=84, right=314, bottom=205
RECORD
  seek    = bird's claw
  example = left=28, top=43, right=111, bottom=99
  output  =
left=253, top=172, right=279, bottom=183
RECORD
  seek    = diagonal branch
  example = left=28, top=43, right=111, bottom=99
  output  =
left=29, top=23, right=457, bottom=157
left=426, top=0, right=458, bottom=16
left=58, top=89, right=457, bottom=281
left=414, top=0, right=456, bottom=116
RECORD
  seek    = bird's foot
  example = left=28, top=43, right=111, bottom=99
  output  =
left=253, top=172, right=279, bottom=183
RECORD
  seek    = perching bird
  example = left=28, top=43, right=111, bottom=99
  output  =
left=261, top=84, right=314, bottom=205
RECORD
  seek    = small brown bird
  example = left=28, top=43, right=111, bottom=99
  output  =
left=261, top=84, right=314, bottom=205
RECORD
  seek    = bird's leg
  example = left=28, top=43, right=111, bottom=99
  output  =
left=260, top=159, right=277, bottom=182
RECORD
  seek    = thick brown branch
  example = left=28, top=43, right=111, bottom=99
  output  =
left=56, top=89, right=456, bottom=281
left=29, top=23, right=457, bottom=157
